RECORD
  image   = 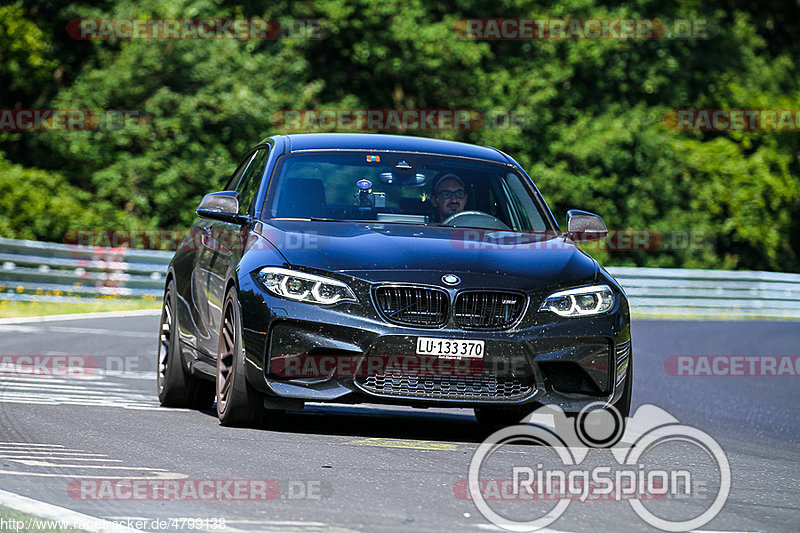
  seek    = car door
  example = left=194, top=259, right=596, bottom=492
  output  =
left=198, top=147, right=270, bottom=357
left=192, top=150, right=259, bottom=355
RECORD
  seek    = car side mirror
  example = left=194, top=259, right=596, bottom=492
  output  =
left=566, top=209, right=608, bottom=241
left=196, top=191, right=250, bottom=224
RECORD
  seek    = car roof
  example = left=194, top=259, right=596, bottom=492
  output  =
left=274, top=133, right=510, bottom=163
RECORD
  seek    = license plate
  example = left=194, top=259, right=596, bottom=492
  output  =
left=415, top=337, right=485, bottom=358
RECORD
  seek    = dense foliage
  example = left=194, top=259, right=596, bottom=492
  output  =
left=1, top=0, right=798, bottom=271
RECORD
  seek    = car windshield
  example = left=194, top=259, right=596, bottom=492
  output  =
left=264, top=151, right=550, bottom=232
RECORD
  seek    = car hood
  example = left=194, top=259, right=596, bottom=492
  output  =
left=255, top=220, right=597, bottom=290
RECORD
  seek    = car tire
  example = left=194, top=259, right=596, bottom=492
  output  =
left=216, top=286, right=262, bottom=427
left=158, top=280, right=213, bottom=409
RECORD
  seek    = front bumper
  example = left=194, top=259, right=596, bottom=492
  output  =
left=238, top=275, right=632, bottom=412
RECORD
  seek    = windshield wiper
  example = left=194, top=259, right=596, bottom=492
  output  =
left=271, top=217, right=342, bottom=222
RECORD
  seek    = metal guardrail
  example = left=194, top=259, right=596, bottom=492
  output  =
left=0, top=236, right=171, bottom=303
left=605, top=267, right=800, bottom=319
left=0, top=236, right=798, bottom=318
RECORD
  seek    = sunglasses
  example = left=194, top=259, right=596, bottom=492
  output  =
left=436, top=189, right=466, bottom=200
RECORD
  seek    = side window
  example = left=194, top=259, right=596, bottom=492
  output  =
left=235, top=148, right=270, bottom=216
left=225, top=150, right=259, bottom=191
left=503, top=172, right=546, bottom=232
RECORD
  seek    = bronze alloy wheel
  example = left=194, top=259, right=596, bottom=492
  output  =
left=157, top=288, right=172, bottom=397
left=216, top=287, right=262, bottom=427
left=157, top=280, right=213, bottom=409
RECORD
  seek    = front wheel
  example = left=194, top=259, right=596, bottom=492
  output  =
left=216, top=287, right=263, bottom=427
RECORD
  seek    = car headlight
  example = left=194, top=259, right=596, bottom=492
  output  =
left=256, top=267, right=357, bottom=305
left=539, top=284, right=614, bottom=317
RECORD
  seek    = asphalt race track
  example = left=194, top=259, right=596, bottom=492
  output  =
left=0, top=313, right=798, bottom=533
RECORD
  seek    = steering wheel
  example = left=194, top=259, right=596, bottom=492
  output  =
left=441, top=210, right=510, bottom=230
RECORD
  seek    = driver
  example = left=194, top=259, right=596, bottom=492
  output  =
left=431, top=173, right=468, bottom=222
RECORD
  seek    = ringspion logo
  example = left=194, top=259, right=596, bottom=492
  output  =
left=467, top=404, right=730, bottom=531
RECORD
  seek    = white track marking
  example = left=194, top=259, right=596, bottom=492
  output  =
left=101, top=370, right=157, bottom=380
left=107, top=518, right=362, bottom=533
left=0, top=325, right=42, bottom=333
left=0, top=372, right=167, bottom=410
left=210, top=520, right=359, bottom=533
left=0, top=488, right=147, bottom=533
left=0, top=442, right=186, bottom=481
left=9, top=460, right=170, bottom=470
left=48, top=326, right=148, bottom=337
left=0, top=308, right=160, bottom=325
left=0, top=382, right=115, bottom=393
left=1, top=372, right=155, bottom=382
left=475, top=525, right=576, bottom=533
left=0, top=393, right=164, bottom=409
left=0, top=378, right=123, bottom=388
left=0, top=442, right=64, bottom=447
left=0, top=469, right=186, bottom=479
left=0, top=451, right=109, bottom=456
left=0, top=325, right=146, bottom=337
left=2, top=456, right=123, bottom=462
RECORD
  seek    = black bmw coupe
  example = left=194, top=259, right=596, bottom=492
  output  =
left=157, top=133, right=632, bottom=427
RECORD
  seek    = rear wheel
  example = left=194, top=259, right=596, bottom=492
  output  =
left=216, top=287, right=263, bottom=427
left=157, top=280, right=213, bottom=408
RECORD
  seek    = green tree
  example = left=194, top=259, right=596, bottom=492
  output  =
left=1, top=0, right=797, bottom=270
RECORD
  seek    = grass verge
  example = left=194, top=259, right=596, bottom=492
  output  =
left=0, top=505, right=88, bottom=533
left=0, top=298, right=161, bottom=318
